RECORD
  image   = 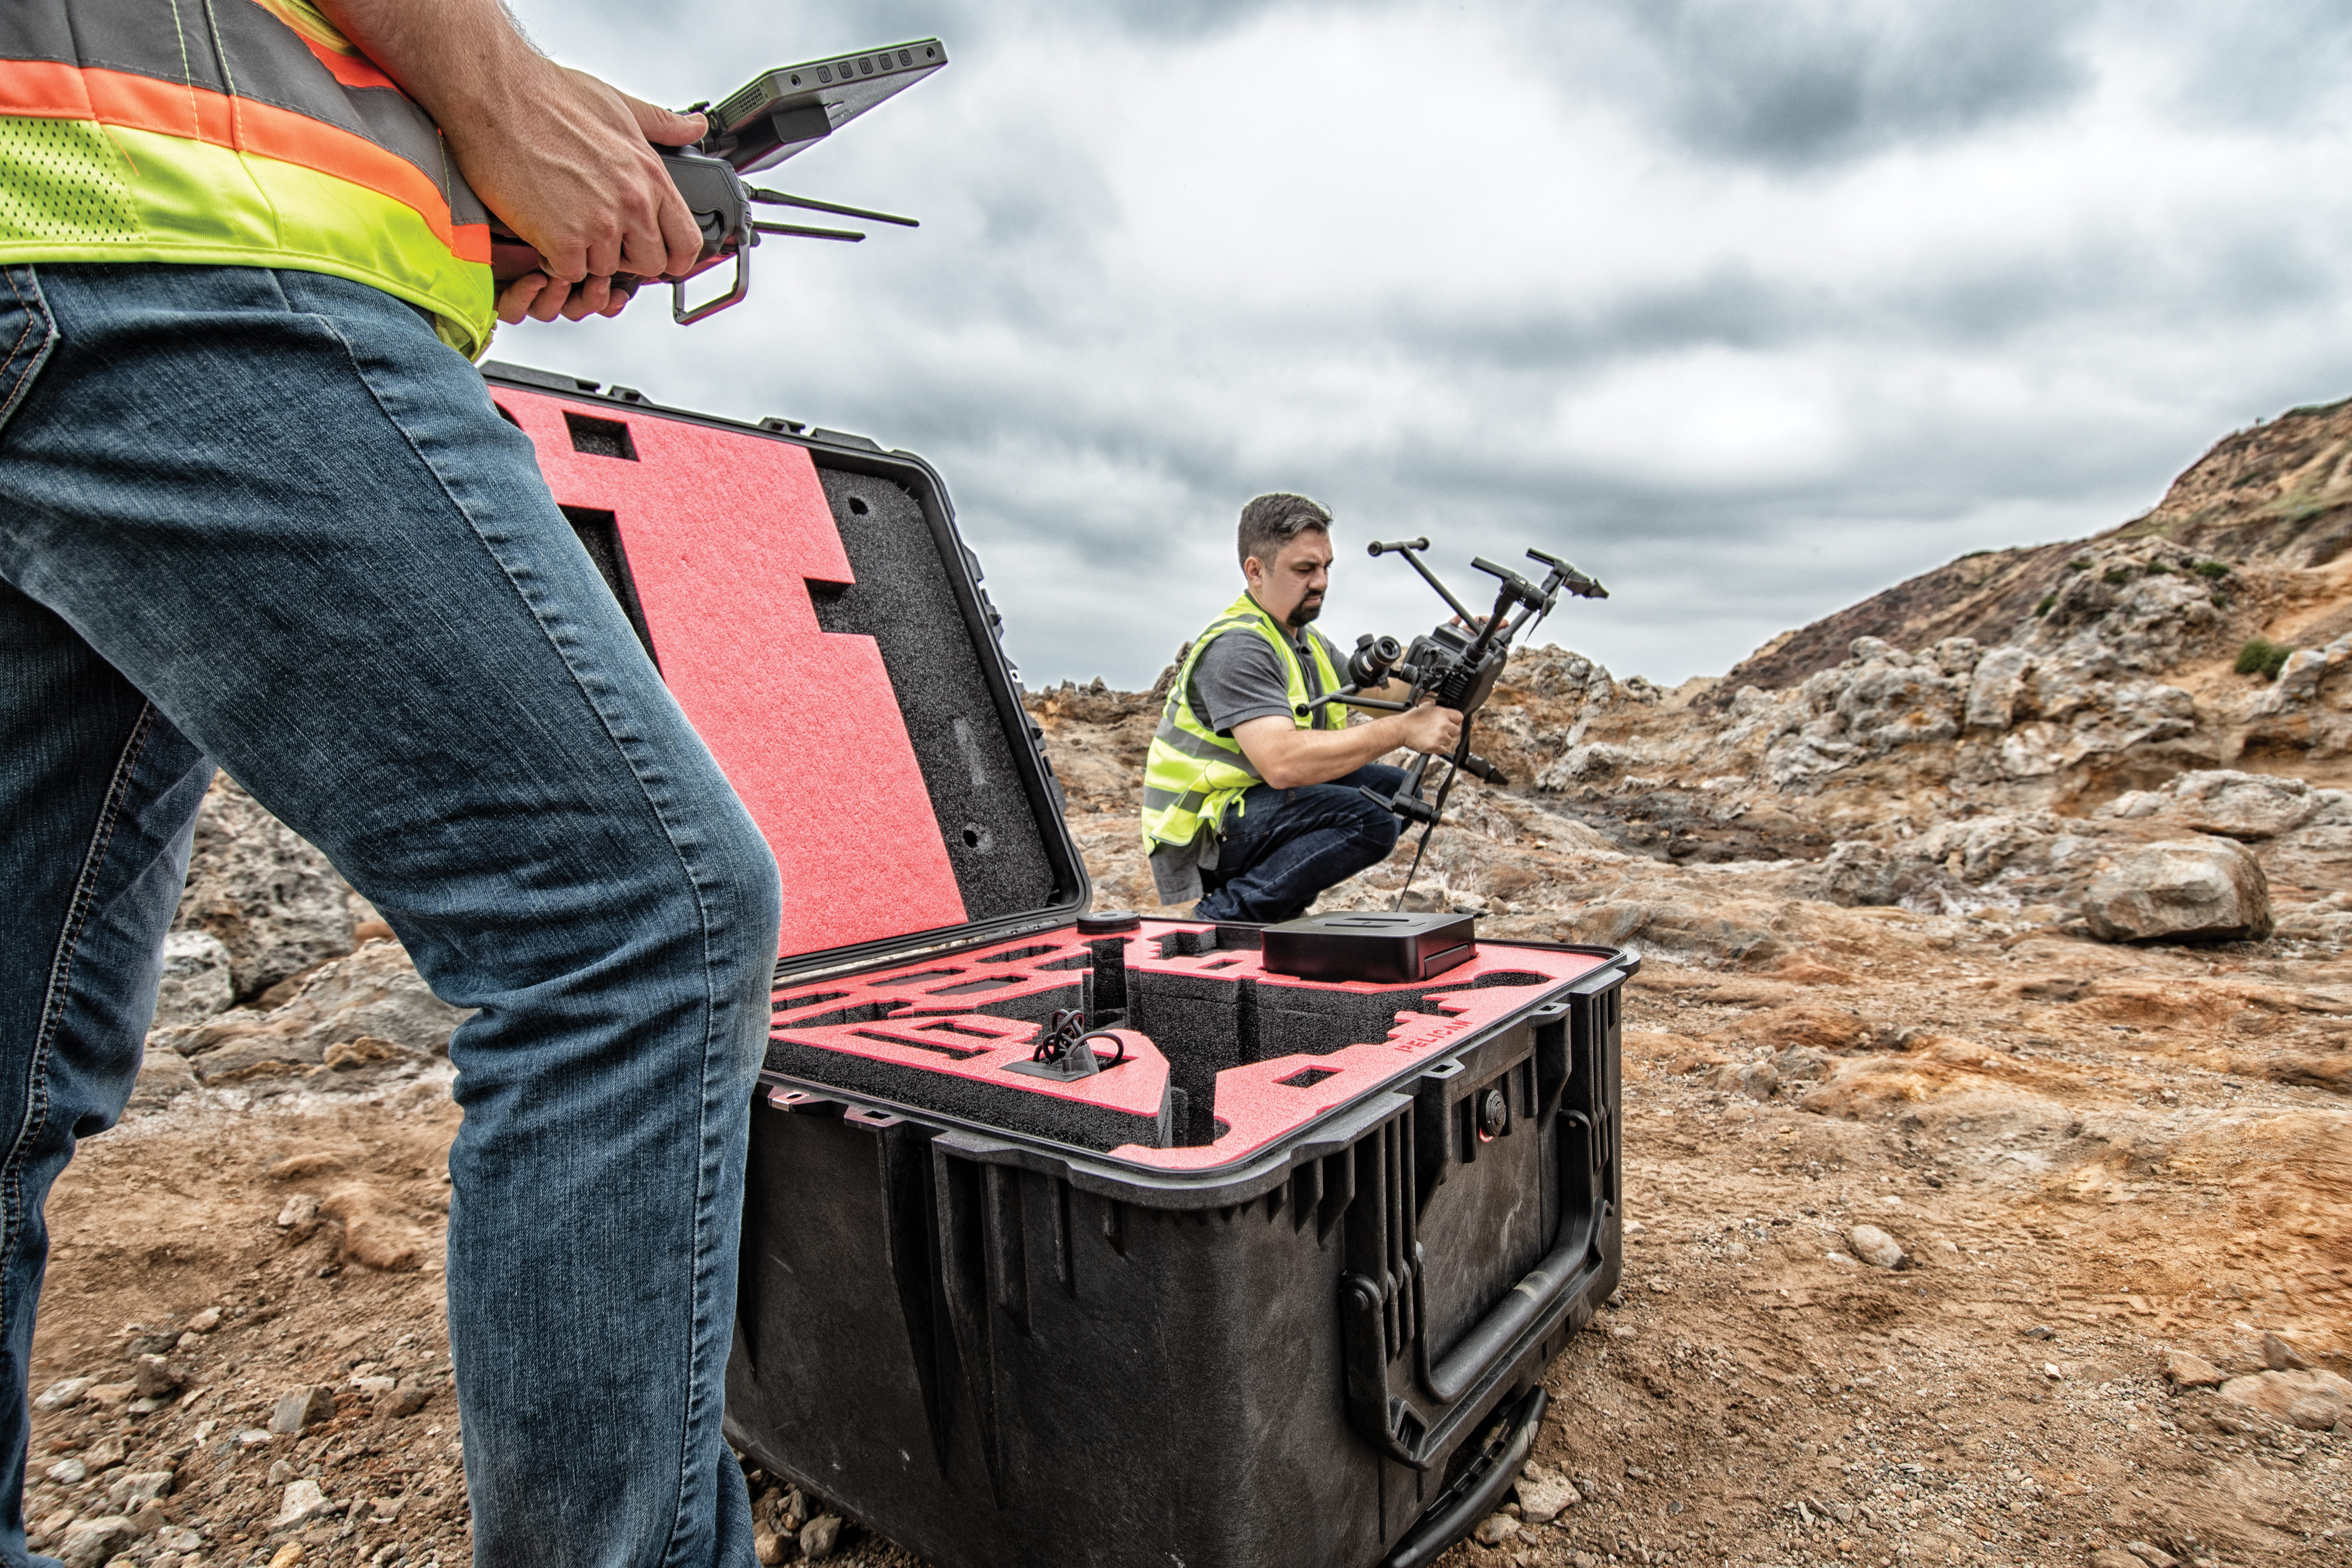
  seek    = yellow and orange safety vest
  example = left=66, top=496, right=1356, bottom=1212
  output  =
left=0, top=0, right=493, bottom=355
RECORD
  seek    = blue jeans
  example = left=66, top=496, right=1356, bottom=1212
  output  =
left=0, top=264, right=780, bottom=1568
left=1194, top=764, right=1407, bottom=924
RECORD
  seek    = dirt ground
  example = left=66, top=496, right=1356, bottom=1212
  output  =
left=26, top=890, right=2350, bottom=1568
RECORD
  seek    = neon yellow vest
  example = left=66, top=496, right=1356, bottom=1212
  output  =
left=0, top=0, right=495, bottom=356
left=1140, top=593, right=1347, bottom=850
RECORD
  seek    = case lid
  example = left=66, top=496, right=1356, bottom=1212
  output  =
left=479, top=362, right=1091, bottom=974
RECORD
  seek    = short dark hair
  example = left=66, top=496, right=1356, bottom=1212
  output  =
left=1237, top=493, right=1332, bottom=570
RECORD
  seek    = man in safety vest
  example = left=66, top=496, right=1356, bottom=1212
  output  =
left=1143, top=493, right=1462, bottom=923
left=0, top=3, right=781, bottom=1563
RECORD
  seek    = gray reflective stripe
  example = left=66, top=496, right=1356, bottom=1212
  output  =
left=1142, top=785, right=1212, bottom=814
left=1151, top=719, right=1246, bottom=764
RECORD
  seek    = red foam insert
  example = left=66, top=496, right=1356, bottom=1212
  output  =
left=778, top=1016, right=1168, bottom=1118
left=497, top=390, right=968, bottom=956
left=771, top=923, right=1611, bottom=1169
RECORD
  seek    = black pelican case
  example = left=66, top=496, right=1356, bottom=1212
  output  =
left=479, top=360, right=1634, bottom=1568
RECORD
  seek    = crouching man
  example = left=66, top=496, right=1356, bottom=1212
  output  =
left=1141, top=494, right=1461, bottom=923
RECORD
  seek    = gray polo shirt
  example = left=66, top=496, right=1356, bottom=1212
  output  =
left=1147, top=618, right=1337, bottom=905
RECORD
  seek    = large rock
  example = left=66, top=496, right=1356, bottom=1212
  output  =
left=2023, top=550, right=2232, bottom=672
left=173, top=776, right=356, bottom=999
left=126, top=1044, right=200, bottom=1113
left=168, top=939, right=469, bottom=1089
left=151, top=930, right=234, bottom=1028
left=1763, top=639, right=1967, bottom=785
left=2218, top=1368, right=2352, bottom=1430
left=2101, top=770, right=2323, bottom=841
left=1987, top=678, right=2195, bottom=781
left=2252, top=632, right=2352, bottom=714
left=1810, top=812, right=2112, bottom=911
left=1963, top=644, right=2032, bottom=729
left=2082, top=838, right=2273, bottom=944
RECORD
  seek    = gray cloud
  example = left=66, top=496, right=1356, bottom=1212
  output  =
left=502, top=0, right=2352, bottom=691
left=2139, top=0, right=2352, bottom=131
left=1585, top=0, right=2092, bottom=168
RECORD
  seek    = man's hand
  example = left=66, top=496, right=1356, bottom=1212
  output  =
left=317, top=2, right=708, bottom=324
left=1399, top=700, right=1462, bottom=758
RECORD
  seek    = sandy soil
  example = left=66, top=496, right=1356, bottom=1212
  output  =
left=25, top=886, right=2349, bottom=1568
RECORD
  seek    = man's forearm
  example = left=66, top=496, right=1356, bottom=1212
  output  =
left=1237, top=712, right=1421, bottom=789
left=314, top=0, right=541, bottom=129
left=317, top=0, right=707, bottom=312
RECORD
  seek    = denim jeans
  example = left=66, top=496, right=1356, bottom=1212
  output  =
left=1193, top=763, right=1407, bottom=924
left=0, top=264, right=781, bottom=1568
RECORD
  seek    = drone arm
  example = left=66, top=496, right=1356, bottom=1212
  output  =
left=1527, top=547, right=1607, bottom=600
left=1372, top=540, right=1481, bottom=626
left=1306, top=690, right=1409, bottom=713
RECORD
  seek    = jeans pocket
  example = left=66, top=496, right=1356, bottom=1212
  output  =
left=0, top=265, right=57, bottom=440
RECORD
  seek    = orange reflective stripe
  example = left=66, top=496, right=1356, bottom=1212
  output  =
left=293, top=35, right=404, bottom=94
left=0, top=61, right=481, bottom=263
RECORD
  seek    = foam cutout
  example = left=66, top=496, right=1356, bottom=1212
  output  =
left=495, top=390, right=968, bottom=956
left=767, top=921, right=1611, bottom=1171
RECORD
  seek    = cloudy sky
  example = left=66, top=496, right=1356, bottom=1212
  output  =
left=501, top=0, right=2352, bottom=689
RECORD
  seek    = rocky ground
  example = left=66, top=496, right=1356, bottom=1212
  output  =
left=23, top=403, right=2352, bottom=1568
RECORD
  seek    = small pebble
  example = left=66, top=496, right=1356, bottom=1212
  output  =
left=1845, top=1225, right=1904, bottom=1269
left=132, top=1353, right=183, bottom=1398
left=2264, top=1333, right=2311, bottom=1372
left=269, top=1385, right=335, bottom=1435
left=1473, top=1513, right=1519, bottom=1547
left=275, top=1477, right=333, bottom=1529
left=32, top=1377, right=92, bottom=1413
left=800, top=1514, right=843, bottom=1561
left=1516, top=1470, right=1582, bottom=1522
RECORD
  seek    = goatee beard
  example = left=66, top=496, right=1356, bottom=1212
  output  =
left=1287, top=596, right=1323, bottom=630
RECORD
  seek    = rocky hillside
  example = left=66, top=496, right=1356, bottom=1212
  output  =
left=21, top=401, right=2352, bottom=1568
left=1719, top=395, right=2352, bottom=699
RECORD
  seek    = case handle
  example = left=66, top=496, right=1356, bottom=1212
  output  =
left=1338, top=999, right=1617, bottom=1470
left=1340, top=1208, right=1606, bottom=1468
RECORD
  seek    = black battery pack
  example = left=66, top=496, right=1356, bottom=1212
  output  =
left=1261, top=911, right=1478, bottom=984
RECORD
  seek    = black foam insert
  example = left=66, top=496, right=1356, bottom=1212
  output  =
left=807, top=466, right=1057, bottom=923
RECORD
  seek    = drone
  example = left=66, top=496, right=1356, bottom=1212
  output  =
left=1307, top=541, right=1608, bottom=909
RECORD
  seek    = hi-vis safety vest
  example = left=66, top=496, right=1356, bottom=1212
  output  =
left=0, top=0, right=495, bottom=356
left=1140, top=592, right=1347, bottom=851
